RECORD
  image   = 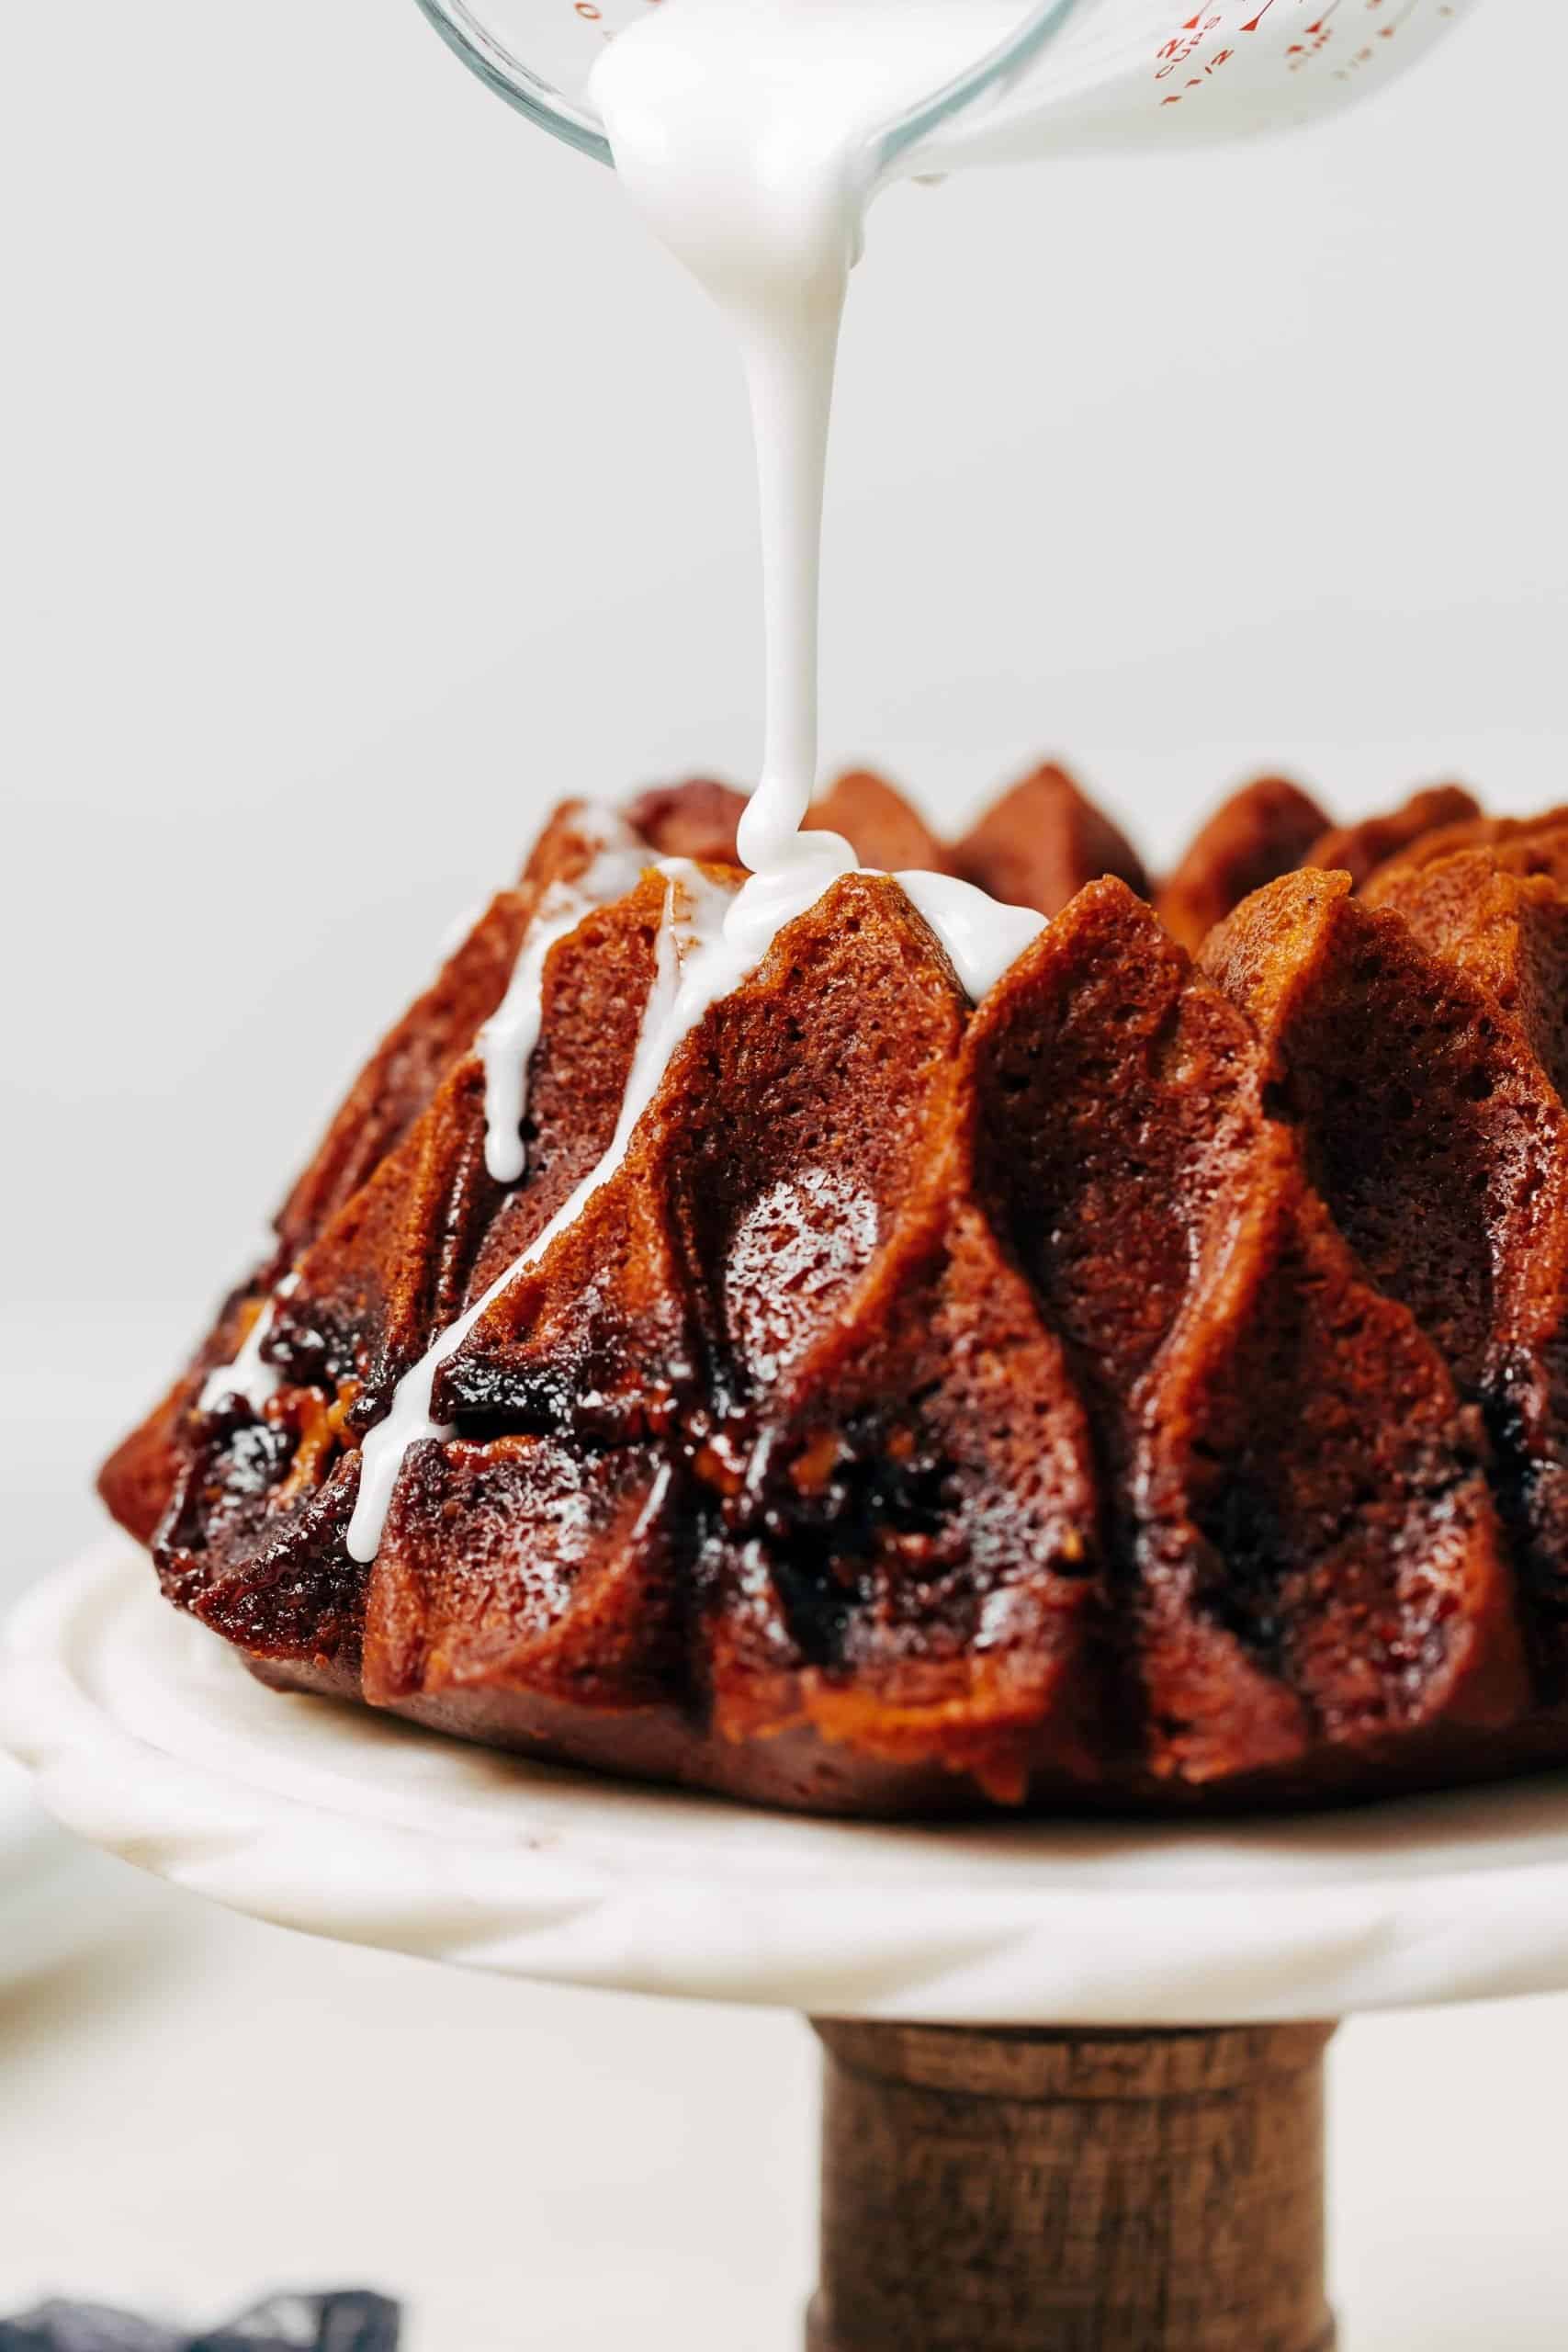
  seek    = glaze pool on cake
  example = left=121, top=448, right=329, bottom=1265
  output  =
left=99, top=772, right=1568, bottom=1815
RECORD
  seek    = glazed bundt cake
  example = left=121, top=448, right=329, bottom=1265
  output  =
left=99, top=767, right=1568, bottom=1815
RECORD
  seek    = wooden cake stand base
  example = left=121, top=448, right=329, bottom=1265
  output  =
left=15, top=1546, right=1568, bottom=2350
left=807, top=2020, right=1334, bottom=2352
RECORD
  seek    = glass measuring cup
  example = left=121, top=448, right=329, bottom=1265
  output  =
left=409, top=0, right=1481, bottom=175
left=409, top=0, right=1094, bottom=169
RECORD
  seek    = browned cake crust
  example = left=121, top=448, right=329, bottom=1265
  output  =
left=1303, top=783, right=1479, bottom=892
left=1156, top=776, right=1329, bottom=949
left=807, top=768, right=956, bottom=875
left=98, top=772, right=1568, bottom=1815
left=955, top=762, right=1147, bottom=917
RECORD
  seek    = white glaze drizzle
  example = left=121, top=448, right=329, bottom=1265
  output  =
left=341, top=825, right=1045, bottom=1561
left=194, top=808, right=643, bottom=1420
left=198, top=1272, right=299, bottom=1416
left=591, top=0, right=1034, bottom=877
left=215, top=6, right=1060, bottom=1540
left=894, top=870, right=1045, bottom=1001
left=345, top=832, right=859, bottom=1563
left=478, top=803, right=646, bottom=1184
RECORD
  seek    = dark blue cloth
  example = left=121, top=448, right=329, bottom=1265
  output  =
left=0, top=2295, right=400, bottom=2352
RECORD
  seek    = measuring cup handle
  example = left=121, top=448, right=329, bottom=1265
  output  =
left=411, top=0, right=615, bottom=164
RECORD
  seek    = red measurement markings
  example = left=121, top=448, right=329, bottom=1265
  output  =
left=1157, top=0, right=1358, bottom=106
left=1162, top=42, right=1236, bottom=96
left=1288, top=3, right=1343, bottom=70
left=1156, top=12, right=1222, bottom=78
left=562, top=0, right=615, bottom=41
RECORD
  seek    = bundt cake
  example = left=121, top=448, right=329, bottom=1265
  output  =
left=98, top=765, right=1568, bottom=1815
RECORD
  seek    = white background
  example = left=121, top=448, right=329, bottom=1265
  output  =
left=4, top=0, right=1568, bottom=2343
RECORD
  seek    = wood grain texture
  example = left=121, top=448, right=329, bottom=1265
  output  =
left=807, top=2020, right=1336, bottom=2352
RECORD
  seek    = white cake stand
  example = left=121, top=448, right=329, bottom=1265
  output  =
left=0, top=1753, right=134, bottom=1991
left=10, top=1539, right=1568, bottom=2350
